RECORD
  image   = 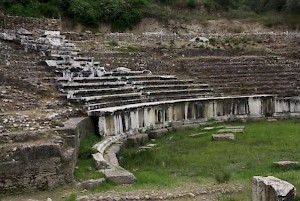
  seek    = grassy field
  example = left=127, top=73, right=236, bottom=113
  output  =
left=117, top=119, right=300, bottom=199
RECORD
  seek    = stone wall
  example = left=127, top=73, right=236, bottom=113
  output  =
left=93, top=95, right=276, bottom=136
left=0, top=117, right=96, bottom=194
left=94, top=96, right=300, bottom=136
left=0, top=14, right=61, bottom=31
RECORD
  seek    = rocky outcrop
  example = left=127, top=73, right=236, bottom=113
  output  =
left=252, top=176, right=296, bottom=201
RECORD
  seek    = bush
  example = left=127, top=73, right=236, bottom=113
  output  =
left=64, top=193, right=77, bottom=201
left=204, top=0, right=214, bottom=10
left=214, top=170, right=231, bottom=184
left=108, top=40, right=119, bottom=47
left=187, top=0, right=197, bottom=8
left=68, top=0, right=99, bottom=26
left=4, top=0, right=148, bottom=31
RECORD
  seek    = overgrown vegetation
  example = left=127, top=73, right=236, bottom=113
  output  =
left=64, top=193, right=77, bottom=201
left=0, top=0, right=147, bottom=31
left=0, top=0, right=299, bottom=31
left=74, top=133, right=104, bottom=181
left=118, top=119, right=300, bottom=198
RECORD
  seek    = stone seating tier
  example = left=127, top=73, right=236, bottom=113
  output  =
left=58, top=82, right=127, bottom=91
left=83, top=92, right=221, bottom=112
left=84, top=99, right=144, bottom=110
left=131, top=79, right=194, bottom=85
left=60, top=83, right=211, bottom=96
left=66, top=87, right=135, bottom=97
left=56, top=75, right=176, bottom=83
left=80, top=93, right=143, bottom=104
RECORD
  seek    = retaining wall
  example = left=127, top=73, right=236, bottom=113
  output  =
left=92, top=95, right=300, bottom=136
left=0, top=14, right=61, bottom=31
left=0, top=117, right=95, bottom=194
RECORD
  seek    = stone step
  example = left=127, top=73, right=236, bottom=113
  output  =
left=132, top=79, right=194, bottom=85
left=85, top=98, right=144, bottom=111
left=58, top=81, right=127, bottom=90
left=146, top=92, right=218, bottom=102
left=104, top=71, right=146, bottom=76
left=197, top=72, right=297, bottom=80
left=137, top=84, right=210, bottom=91
left=144, top=88, right=214, bottom=97
left=195, top=71, right=297, bottom=79
left=81, top=93, right=142, bottom=104
left=66, top=86, right=135, bottom=97
left=122, top=75, right=176, bottom=81
left=56, top=76, right=120, bottom=83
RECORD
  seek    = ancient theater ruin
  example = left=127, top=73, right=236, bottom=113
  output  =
left=1, top=14, right=300, bottom=197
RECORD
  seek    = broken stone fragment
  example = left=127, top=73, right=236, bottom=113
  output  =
left=218, top=128, right=244, bottom=133
left=103, top=166, right=136, bottom=185
left=274, top=161, right=299, bottom=170
left=252, top=176, right=296, bottom=201
left=148, top=128, right=168, bottom=139
left=80, top=178, right=106, bottom=190
left=212, top=133, right=235, bottom=141
left=126, top=134, right=148, bottom=147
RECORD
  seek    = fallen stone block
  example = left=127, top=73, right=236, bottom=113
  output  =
left=103, top=166, right=136, bottom=185
left=139, top=143, right=157, bottom=150
left=218, top=128, right=244, bottom=133
left=203, top=127, right=215, bottom=131
left=148, top=128, right=168, bottom=139
left=225, top=126, right=245, bottom=129
left=274, top=161, right=299, bottom=170
left=127, top=134, right=149, bottom=147
left=212, top=133, right=235, bottom=141
left=92, top=153, right=109, bottom=169
left=189, top=132, right=207, bottom=137
left=80, top=178, right=106, bottom=190
left=173, top=124, right=199, bottom=132
left=147, top=143, right=157, bottom=148
left=252, top=176, right=296, bottom=201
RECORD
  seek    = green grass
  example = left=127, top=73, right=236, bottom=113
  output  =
left=118, top=119, right=300, bottom=197
left=74, top=133, right=104, bottom=181
left=64, top=193, right=77, bottom=201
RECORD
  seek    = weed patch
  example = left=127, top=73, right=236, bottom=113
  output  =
left=74, top=133, right=103, bottom=181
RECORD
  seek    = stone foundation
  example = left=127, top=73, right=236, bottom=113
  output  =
left=0, top=117, right=95, bottom=194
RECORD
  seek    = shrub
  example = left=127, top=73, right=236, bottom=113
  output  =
left=108, top=40, right=119, bottom=47
left=214, top=170, right=231, bottom=184
left=204, top=0, right=214, bottom=11
left=187, top=0, right=197, bottom=8
left=68, top=0, right=99, bottom=26
left=64, top=193, right=77, bottom=201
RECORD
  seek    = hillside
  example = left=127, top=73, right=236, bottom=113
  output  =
left=1, top=0, right=300, bottom=32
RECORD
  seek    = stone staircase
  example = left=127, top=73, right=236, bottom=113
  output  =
left=180, top=56, right=300, bottom=96
left=3, top=30, right=220, bottom=116
left=0, top=29, right=223, bottom=186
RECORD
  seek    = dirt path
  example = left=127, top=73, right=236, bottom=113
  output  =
left=2, top=183, right=245, bottom=201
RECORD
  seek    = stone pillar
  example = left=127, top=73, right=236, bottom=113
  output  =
left=184, top=102, right=189, bottom=120
left=249, top=97, right=262, bottom=117
left=98, top=116, right=106, bottom=136
left=252, top=176, right=296, bottom=201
